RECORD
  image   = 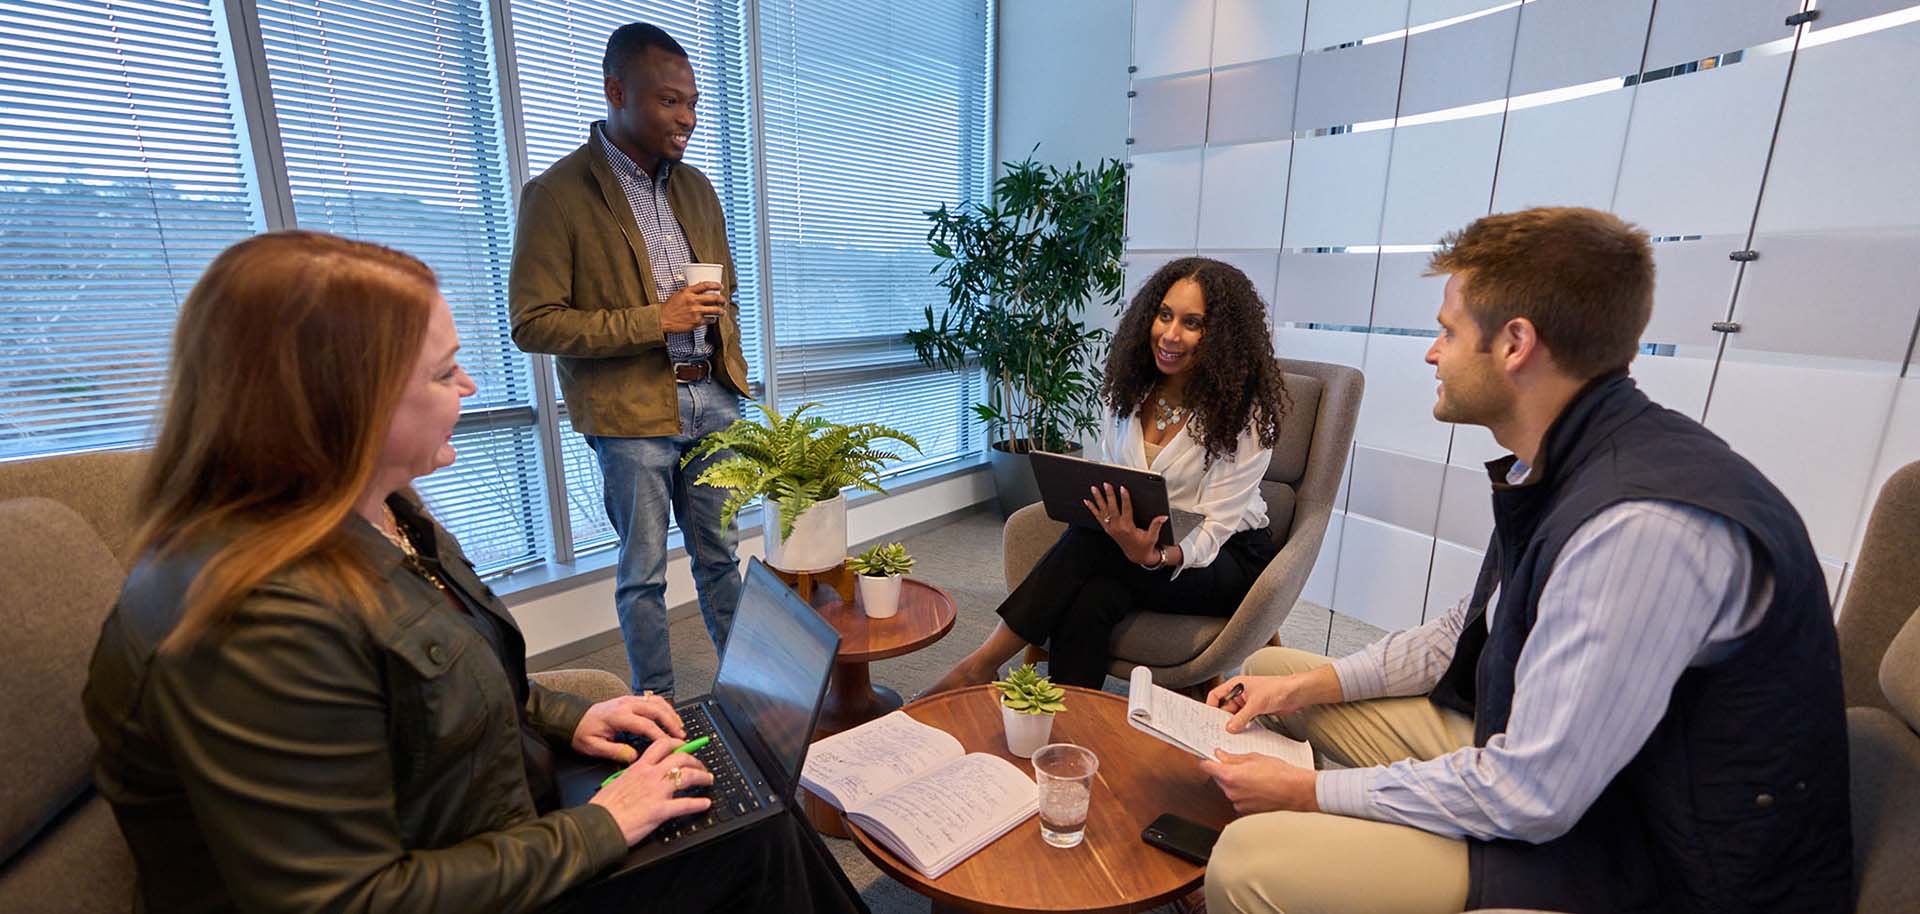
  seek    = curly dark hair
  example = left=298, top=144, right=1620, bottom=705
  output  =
left=1102, top=257, right=1288, bottom=467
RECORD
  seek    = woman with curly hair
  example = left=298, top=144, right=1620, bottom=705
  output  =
left=928, top=256, right=1290, bottom=691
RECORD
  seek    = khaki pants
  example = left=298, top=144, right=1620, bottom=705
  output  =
left=1205, top=647, right=1475, bottom=914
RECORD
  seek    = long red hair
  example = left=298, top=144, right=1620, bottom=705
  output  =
left=138, top=230, right=439, bottom=648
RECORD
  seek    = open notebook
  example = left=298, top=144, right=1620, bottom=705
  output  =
left=1126, top=667, right=1314, bottom=768
left=800, top=711, right=1037, bottom=878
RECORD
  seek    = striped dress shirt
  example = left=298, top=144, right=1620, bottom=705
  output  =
left=596, top=122, right=712, bottom=366
left=1313, top=461, right=1772, bottom=843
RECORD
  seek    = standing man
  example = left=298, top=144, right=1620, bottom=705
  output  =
left=510, top=23, right=752, bottom=698
left=1198, top=207, right=1851, bottom=913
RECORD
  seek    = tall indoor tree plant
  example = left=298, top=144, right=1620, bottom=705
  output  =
left=910, top=154, right=1126, bottom=514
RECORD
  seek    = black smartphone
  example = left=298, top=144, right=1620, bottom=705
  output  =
left=1142, top=813, right=1221, bottom=864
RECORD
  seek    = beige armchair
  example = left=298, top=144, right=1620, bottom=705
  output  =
left=1003, top=358, right=1363, bottom=690
left=0, top=451, right=625, bottom=912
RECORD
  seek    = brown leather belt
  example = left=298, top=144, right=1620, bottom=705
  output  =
left=672, top=360, right=711, bottom=383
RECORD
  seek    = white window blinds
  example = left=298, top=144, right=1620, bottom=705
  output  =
left=756, top=0, right=993, bottom=472
left=0, top=0, right=261, bottom=459
left=507, top=0, right=764, bottom=550
left=255, top=0, right=543, bottom=571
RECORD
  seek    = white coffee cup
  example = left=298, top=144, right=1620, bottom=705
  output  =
left=682, top=262, right=726, bottom=323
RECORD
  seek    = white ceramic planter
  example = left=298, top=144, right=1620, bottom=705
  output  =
left=1000, top=704, right=1056, bottom=758
left=857, top=573, right=903, bottom=619
left=763, top=492, right=847, bottom=574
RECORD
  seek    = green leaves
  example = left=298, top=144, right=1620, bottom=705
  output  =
left=992, top=663, right=1067, bottom=716
left=914, top=155, right=1127, bottom=451
left=848, top=541, right=915, bottom=577
left=681, top=402, right=921, bottom=537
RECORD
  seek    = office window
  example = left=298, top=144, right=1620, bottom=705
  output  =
left=255, top=0, right=543, bottom=571
left=0, top=0, right=262, bottom=459
left=508, top=0, right=764, bottom=550
left=757, top=0, right=994, bottom=472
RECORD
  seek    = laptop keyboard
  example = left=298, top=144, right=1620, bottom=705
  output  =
left=649, top=704, right=764, bottom=845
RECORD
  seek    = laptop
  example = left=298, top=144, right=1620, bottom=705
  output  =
left=555, top=558, right=840, bottom=874
left=1028, top=449, right=1204, bottom=548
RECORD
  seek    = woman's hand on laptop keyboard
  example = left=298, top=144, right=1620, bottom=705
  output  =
left=590, top=737, right=714, bottom=845
left=573, top=691, right=687, bottom=762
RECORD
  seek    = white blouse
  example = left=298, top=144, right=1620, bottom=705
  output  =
left=1095, top=409, right=1272, bottom=576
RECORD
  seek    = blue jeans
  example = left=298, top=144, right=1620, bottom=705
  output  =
left=587, top=380, right=743, bottom=696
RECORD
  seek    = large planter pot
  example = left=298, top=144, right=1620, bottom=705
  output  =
left=1000, top=704, right=1056, bottom=758
left=764, top=492, right=847, bottom=574
left=987, top=440, right=1082, bottom=517
left=856, top=573, right=903, bottom=619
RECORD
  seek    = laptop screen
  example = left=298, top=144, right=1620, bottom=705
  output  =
left=712, top=559, right=840, bottom=794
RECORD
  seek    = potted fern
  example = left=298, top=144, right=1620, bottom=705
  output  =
left=993, top=663, right=1066, bottom=758
left=684, top=402, right=919, bottom=573
left=847, top=542, right=914, bottom=619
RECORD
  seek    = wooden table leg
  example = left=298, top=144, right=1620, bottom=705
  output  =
left=813, top=659, right=903, bottom=737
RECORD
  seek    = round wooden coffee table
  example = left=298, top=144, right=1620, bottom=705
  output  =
left=847, top=685, right=1236, bottom=914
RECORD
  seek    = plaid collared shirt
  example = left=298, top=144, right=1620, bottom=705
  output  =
left=596, top=121, right=711, bottom=365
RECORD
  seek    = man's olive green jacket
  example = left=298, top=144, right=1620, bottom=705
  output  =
left=509, top=127, right=751, bottom=438
left=83, top=500, right=628, bottom=913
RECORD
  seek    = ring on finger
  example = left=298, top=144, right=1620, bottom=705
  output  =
left=664, top=766, right=684, bottom=789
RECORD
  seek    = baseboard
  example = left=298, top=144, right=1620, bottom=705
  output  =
left=527, top=500, right=1001, bottom=671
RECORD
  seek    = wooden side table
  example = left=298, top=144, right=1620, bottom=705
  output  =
left=796, top=572, right=958, bottom=836
left=848, top=685, right=1237, bottom=914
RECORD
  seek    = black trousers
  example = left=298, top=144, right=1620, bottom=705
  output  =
left=549, top=806, right=870, bottom=914
left=997, top=525, right=1279, bottom=688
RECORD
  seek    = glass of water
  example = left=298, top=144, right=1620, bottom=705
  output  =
left=1032, top=743, right=1098, bottom=848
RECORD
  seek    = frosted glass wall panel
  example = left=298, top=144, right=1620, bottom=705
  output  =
left=1124, top=252, right=1184, bottom=301
left=1399, top=8, right=1519, bottom=116
left=1642, top=0, right=1799, bottom=69
left=1347, top=445, right=1445, bottom=534
left=1208, top=57, right=1299, bottom=145
left=1126, top=149, right=1203, bottom=249
left=1134, top=0, right=1216, bottom=77
left=1304, top=0, right=1410, bottom=49
left=1211, top=0, right=1308, bottom=66
left=1427, top=541, right=1486, bottom=619
left=1204, top=251, right=1281, bottom=306
left=1754, top=21, right=1920, bottom=233
left=1509, top=0, right=1654, bottom=96
left=1357, top=333, right=1451, bottom=460
left=1131, top=74, right=1212, bottom=153
left=1274, top=252, right=1378, bottom=327
left=1627, top=350, right=1715, bottom=422
left=1294, top=40, right=1405, bottom=130
left=1704, top=360, right=1899, bottom=559
left=1282, top=130, right=1393, bottom=248
left=1197, top=140, right=1290, bottom=248
left=1411, top=0, right=1505, bottom=29
left=1732, top=231, right=1920, bottom=363
left=1644, top=239, right=1738, bottom=347
left=1332, top=515, right=1433, bottom=631
left=1449, top=422, right=1505, bottom=468
left=1372, top=252, right=1445, bottom=331
left=1490, top=89, right=1633, bottom=212
left=1379, top=114, right=1503, bottom=247
left=1276, top=326, right=1367, bottom=370
left=1854, top=377, right=1920, bottom=561
left=1435, top=461, right=1493, bottom=548
left=1812, top=0, right=1918, bottom=30
left=1613, top=54, right=1791, bottom=236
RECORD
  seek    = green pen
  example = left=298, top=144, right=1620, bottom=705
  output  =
left=600, top=736, right=711, bottom=787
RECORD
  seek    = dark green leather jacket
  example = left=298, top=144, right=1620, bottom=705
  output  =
left=83, top=500, right=627, bottom=913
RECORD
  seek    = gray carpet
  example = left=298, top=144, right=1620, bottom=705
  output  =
left=534, top=506, right=1387, bottom=912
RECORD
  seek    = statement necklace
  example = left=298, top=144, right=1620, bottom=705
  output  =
left=380, top=504, right=453, bottom=598
left=1153, top=393, right=1189, bottom=432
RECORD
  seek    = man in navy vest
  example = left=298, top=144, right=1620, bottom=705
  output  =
left=1198, top=207, right=1851, bottom=913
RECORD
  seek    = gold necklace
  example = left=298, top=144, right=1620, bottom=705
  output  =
left=381, top=504, right=452, bottom=597
left=1153, top=393, right=1189, bottom=431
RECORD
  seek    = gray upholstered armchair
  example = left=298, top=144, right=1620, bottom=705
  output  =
left=1002, top=358, right=1363, bottom=691
left=0, top=451, right=627, bottom=912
